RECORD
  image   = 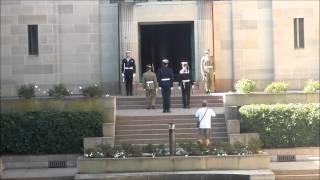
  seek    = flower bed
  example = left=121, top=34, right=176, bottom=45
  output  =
left=77, top=154, right=270, bottom=173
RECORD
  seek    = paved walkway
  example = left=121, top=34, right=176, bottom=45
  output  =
left=2, top=160, right=319, bottom=179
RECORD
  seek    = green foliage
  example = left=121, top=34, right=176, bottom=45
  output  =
left=235, top=78, right=256, bottom=93
left=239, top=104, right=320, bottom=148
left=84, top=140, right=264, bottom=159
left=304, top=80, right=320, bottom=93
left=80, top=85, right=104, bottom=98
left=17, top=84, right=35, bottom=99
left=0, top=111, right=103, bottom=154
left=48, top=84, right=70, bottom=98
left=264, top=82, right=288, bottom=93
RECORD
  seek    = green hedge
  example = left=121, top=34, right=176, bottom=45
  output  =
left=0, top=111, right=103, bottom=154
left=239, top=104, right=320, bottom=148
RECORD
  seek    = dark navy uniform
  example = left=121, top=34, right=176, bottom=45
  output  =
left=157, top=60, right=174, bottom=113
left=178, top=68, right=193, bottom=108
left=121, top=57, right=136, bottom=96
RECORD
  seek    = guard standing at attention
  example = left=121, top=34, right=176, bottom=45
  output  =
left=121, top=51, right=136, bottom=96
left=157, top=59, right=174, bottom=113
left=142, top=64, right=158, bottom=109
left=178, top=61, right=194, bottom=108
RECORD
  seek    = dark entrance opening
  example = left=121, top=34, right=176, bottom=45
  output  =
left=139, top=22, right=194, bottom=81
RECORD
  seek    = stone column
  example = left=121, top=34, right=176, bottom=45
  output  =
left=119, top=2, right=135, bottom=95
left=119, top=2, right=134, bottom=56
left=196, top=1, right=213, bottom=81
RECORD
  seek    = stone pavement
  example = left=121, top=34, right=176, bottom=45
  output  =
left=2, top=159, right=319, bottom=180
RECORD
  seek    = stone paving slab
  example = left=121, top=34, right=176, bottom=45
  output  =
left=2, top=160, right=319, bottom=179
left=74, top=170, right=275, bottom=180
left=2, top=168, right=77, bottom=179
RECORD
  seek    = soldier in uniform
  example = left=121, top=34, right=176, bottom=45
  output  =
left=178, top=61, right=194, bottom=108
left=121, top=51, right=136, bottom=96
left=142, top=64, right=158, bottom=109
left=157, top=59, right=174, bottom=113
left=200, top=50, right=215, bottom=93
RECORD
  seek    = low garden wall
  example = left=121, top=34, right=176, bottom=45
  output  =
left=77, top=155, right=270, bottom=173
left=224, top=92, right=319, bottom=106
left=0, top=96, right=116, bottom=123
left=0, top=97, right=116, bottom=154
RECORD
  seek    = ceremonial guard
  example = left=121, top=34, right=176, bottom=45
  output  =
left=157, top=59, right=174, bottom=113
left=200, top=49, right=215, bottom=93
left=178, top=61, right=193, bottom=108
left=142, top=64, right=158, bottom=109
left=121, top=51, right=136, bottom=96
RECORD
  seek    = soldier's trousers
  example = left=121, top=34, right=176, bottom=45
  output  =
left=124, top=73, right=133, bottom=96
left=161, top=86, right=171, bottom=111
left=181, top=84, right=191, bottom=108
left=146, top=89, right=156, bottom=108
left=205, top=72, right=214, bottom=92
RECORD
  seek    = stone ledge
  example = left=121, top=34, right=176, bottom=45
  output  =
left=224, top=93, right=320, bottom=106
left=229, top=133, right=260, bottom=145
left=83, top=137, right=114, bottom=150
left=103, top=123, right=115, bottom=137
left=77, top=155, right=270, bottom=173
left=1, top=154, right=79, bottom=169
left=227, top=119, right=240, bottom=134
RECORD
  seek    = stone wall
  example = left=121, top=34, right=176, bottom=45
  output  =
left=213, top=1, right=233, bottom=91
left=0, top=0, right=101, bottom=96
left=1, top=0, right=319, bottom=96
left=230, top=0, right=274, bottom=90
left=272, top=0, right=319, bottom=89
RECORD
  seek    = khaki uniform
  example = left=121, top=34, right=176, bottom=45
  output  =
left=143, top=70, right=158, bottom=108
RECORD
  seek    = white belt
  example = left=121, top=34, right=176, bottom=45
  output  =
left=182, top=80, right=190, bottom=83
left=161, top=78, right=170, bottom=81
left=207, top=66, right=213, bottom=68
left=146, top=81, right=153, bottom=87
left=125, top=67, right=133, bottom=70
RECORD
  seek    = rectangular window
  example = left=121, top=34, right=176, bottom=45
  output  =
left=294, top=18, right=304, bottom=49
left=28, top=24, right=39, bottom=55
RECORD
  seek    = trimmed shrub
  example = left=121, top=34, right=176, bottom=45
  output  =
left=80, top=85, right=104, bottom=98
left=239, top=104, right=320, bottom=148
left=0, top=111, right=103, bottom=154
left=235, top=78, right=256, bottom=93
left=48, top=84, right=70, bottom=98
left=17, top=84, right=35, bottom=99
left=304, top=80, right=320, bottom=93
left=264, top=82, right=288, bottom=93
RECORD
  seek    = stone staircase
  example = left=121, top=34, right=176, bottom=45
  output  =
left=116, top=95, right=224, bottom=109
left=115, top=95, right=228, bottom=144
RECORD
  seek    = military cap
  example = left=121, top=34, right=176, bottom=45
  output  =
left=162, top=59, right=169, bottom=64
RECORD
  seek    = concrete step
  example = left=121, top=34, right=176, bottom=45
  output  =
left=1, top=168, right=76, bottom=180
left=116, top=136, right=229, bottom=145
left=116, top=95, right=223, bottom=101
left=275, top=174, right=320, bottom=180
left=116, top=95, right=224, bottom=109
left=117, top=103, right=224, bottom=109
left=116, top=114, right=225, bottom=120
left=116, top=127, right=228, bottom=135
left=116, top=122, right=226, bottom=130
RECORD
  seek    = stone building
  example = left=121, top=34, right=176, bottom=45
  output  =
left=1, top=0, right=319, bottom=96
